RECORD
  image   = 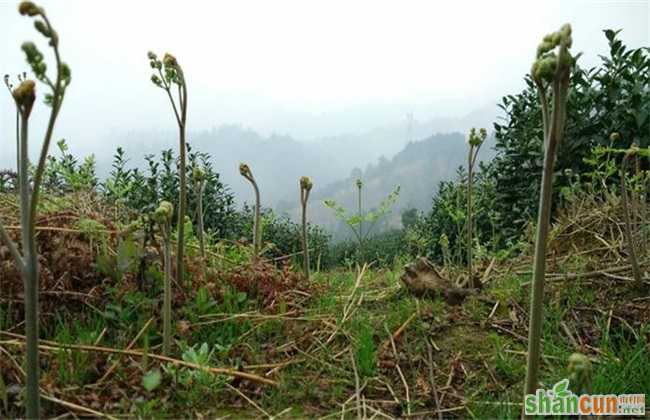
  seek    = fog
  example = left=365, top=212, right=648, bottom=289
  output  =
left=0, top=0, right=648, bottom=206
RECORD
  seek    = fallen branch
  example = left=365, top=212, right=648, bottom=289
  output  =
left=425, top=340, right=443, bottom=420
left=0, top=331, right=277, bottom=387
left=95, top=317, right=154, bottom=385
left=380, top=312, right=417, bottom=354
left=384, top=323, right=410, bottom=416
left=42, top=394, right=119, bottom=420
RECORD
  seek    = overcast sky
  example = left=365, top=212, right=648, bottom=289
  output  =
left=0, top=0, right=648, bottom=167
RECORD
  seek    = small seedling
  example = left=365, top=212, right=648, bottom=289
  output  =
left=299, top=176, right=313, bottom=279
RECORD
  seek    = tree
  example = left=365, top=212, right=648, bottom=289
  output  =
left=324, top=181, right=400, bottom=261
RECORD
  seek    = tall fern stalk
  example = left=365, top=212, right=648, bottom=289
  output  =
left=619, top=143, right=643, bottom=287
left=154, top=201, right=174, bottom=355
left=356, top=179, right=364, bottom=256
left=466, top=128, right=486, bottom=289
left=193, top=167, right=207, bottom=261
left=0, top=3, right=71, bottom=417
left=148, top=52, right=189, bottom=287
left=299, top=176, right=313, bottom=279
left=240, top=163, right=261, bottom=262
left=524, top=24, right=574, bottom=404
left=4, top=73, right=25, bottom=174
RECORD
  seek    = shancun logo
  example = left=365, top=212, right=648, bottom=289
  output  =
left=525, top=379, right=645, bottom=416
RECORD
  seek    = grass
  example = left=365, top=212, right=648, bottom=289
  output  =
left=1, top=215, right=649, bottom=418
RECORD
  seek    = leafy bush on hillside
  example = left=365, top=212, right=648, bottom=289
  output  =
left=230, top=204, right=331, bottom=265
left=422, top=30, right=649, bottom=260
left=490, top=29, right=649, bottom=240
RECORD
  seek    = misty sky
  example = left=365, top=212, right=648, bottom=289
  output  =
left=0, top=0, right=648, bottom=168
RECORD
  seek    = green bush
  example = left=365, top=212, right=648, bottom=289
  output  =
left=419, top=30, right=649, bottom=260
left=490, top=29, right=649, bottom=241
left=230, top=205, right=331, bottom=265
left=102, top=144, right=238, bottom=238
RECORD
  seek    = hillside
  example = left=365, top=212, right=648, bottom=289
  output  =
left=284, top=132, right=496, bottom=240
left=2, top=2, right=649, bottom=419
left=87, top=104, right=497, bottom=213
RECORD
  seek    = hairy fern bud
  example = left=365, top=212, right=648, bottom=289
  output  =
left=151, top=74, right=162, bottom=88
left=532, top=24, right=573, bottom=83
left=567, top=353, right=592, bottom=394
left=33, top=20, right=50, bottom=37
left=60, top=62, right=71, bottom=85
left=13, top=79, right=36, bottom=116
left=356, top=179, right=363, bottom=190
left=163, top=53, right=178, bottom=69
left=300, top=176, right=313, bottom=192
left=154, top=201, right=174, bottom=225
left=193, top=166, right=206, bottom=183
left=21, top=42, right=47, bottom=80
left=18, top=1, right=41, bottom=16
left=239, top=163, right=252, bottom=179
left=609, top=132, right=621, bottom=142
left=468, top=127, right=487, bottom=147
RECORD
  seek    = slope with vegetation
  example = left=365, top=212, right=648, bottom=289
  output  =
left=0, top=3, right=649, bottom=418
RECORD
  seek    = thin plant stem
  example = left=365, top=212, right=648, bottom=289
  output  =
left=620, top=152, right=643, bottom=287
left=197, top=181, right=206, bottom=260
left=300, top=182, right=311, bottom=279
left=163, top=222, right=172, bottom=355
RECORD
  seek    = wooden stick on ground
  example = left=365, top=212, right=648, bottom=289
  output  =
left=350, top=350, right=362, bottom=420
left=0, top=331, right=277, bottom=387
left=380, top=312, right=417, bottom=354
left=425, top=340, right=443, bottom=420
left=42, top=394, right=119, bottom=420
left=384, top=323, right=411, bottom=416
left=95, top=317, right=154, bottom=385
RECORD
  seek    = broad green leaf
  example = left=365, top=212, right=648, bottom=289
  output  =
left=142, top=369, right=162, bottom=392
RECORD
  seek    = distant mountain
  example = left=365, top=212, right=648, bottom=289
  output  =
left=284, top=132, right=496, bottom=240
left=94, top=104, right=499, bottom=215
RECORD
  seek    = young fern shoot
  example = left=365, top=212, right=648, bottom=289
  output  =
left=617, top=139, right=644, bottom=288
left=0, top=2, right=71, bottom=417
left=524, top=24, right=575, bottom=402
left=148, top=51, right=189, bottom=287
left=466, top=127, right=487, bottom=289
left=356, top=179, right=364, bottom=249
left=4, top=73, right=27, bottom=174
left=154, top=201, right=174, bottom=356
left=299, top=176, right=313, bottom=279
left=240, top=163, right=262, bottom=262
